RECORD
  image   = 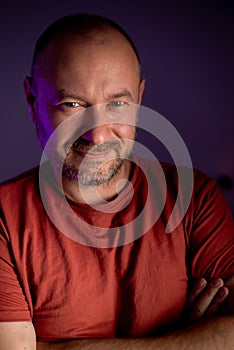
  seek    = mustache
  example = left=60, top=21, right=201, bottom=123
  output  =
left=64, top=138, right=121, bottom=154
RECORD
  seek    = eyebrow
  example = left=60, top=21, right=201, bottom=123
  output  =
left=53, top=90, right=84, bottom=102
left=108, top=90, right=134, bottom=101
left=53, top=89, right=134, bottom=103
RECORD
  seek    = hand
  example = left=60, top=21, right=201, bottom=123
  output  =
left=185, top=278, right=229, bottom=324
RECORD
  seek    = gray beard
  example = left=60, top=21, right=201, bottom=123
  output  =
left=62, top=157, right=125, bottom=186
left=62, top=137, right=131, bottom=187
left=35, top=119, right=135, bottom=187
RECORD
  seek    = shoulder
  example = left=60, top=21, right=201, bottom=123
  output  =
left=0, top=167, right=40, bottom=205
left=134, top=157, right=232, bottom=220
left=0, top=167, right=39, bottom=187
left=134, top=157, right=214, bottom=193
left=0, top=167, right=39, bottom=186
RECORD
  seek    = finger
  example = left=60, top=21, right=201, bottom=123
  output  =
left=186, top=278, right=207, bottom=311
left=187, top=278, right=224, bottom=323
left=205, top=286, right=229, bottom=317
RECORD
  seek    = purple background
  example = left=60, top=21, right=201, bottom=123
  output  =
left=0, top=0, right=233, bottom=210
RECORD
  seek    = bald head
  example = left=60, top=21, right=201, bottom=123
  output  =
left=24, top=13, right=145, bottom=192
left=31, top=14, right=141, bottom=84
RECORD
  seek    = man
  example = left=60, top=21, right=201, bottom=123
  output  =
left=0, top=14, right=233, bottom=349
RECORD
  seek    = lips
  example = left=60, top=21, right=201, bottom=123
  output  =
left=72, top=138, right=120, bottom=152
left=74, top=149, right=110, bottom=160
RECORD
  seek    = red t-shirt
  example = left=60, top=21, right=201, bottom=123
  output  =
left=0, top=159, right=233, bottom=341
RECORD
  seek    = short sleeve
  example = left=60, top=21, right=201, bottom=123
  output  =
left=187, top=171, right=234, bottom=281
left=0, top=223, right=32, bottom=322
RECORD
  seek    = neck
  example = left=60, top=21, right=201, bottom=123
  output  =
left=61, top=159, right=132, bottom=204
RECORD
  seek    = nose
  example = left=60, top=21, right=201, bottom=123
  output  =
left=80, top=105, right=116, bottom=144
left=81, top=124, right=113, bottom=145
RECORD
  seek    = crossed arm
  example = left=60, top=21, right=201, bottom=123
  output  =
left=1, top=276, right=233, bottom=350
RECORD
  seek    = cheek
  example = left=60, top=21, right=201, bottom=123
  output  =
left=116, top=125, right=136, bottom=141
left=37, top=103, right=66, bottom=134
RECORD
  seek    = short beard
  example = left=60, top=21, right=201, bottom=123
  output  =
left=62, top=157, right=125, bottom=186
left=36, top=118, right=135, bottom=187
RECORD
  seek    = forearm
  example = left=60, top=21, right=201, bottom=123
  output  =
left=37, top=315, right=234, bottom=350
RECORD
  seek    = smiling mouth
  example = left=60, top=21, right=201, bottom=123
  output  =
left=70, top=138, right=121, bottom=161
left=74, top=149, right=111, bottom=160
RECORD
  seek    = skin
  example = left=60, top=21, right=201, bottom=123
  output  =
left=0, top=277, right=231, bottom=350
left=0, top=27, right=233, bottom=350
left=24, top=29, right=145, bottom=203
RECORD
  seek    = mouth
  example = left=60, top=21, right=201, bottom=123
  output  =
left=74, top=149, right=111, bottom=160
left=70, top=138, right=121, bottom=161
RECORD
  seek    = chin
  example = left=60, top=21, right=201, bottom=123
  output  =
left=63, top=158, right=124, bottom=187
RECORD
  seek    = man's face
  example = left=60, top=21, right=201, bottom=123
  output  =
left=25, top=30, right=144, bottom=186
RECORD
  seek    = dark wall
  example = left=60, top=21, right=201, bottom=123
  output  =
left=0, top=0, right=233, bottom=210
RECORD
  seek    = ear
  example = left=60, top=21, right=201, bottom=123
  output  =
left=138, top=78, right=145, bottom=104
left=23, top=76, right=37, bottom=124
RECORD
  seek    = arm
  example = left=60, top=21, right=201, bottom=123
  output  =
left=0, top=277, right=232, bottom=350
left=37, top=276, right=234, bottom=350
left=1, top=317, right=231, bottom=350
left=37, top=318, right=234, bottom=350
left=0, top=321, right=36, bottom=350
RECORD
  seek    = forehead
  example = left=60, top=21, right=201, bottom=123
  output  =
left=38, top=30, right=140, bottom=79
left=36, top=31, right=140, bottom=101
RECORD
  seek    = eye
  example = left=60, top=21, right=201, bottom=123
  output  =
left=110, top=101, right=127, bottom=107
left=63, top=102, right=80, bottom=108
left=57, top=101, right=81, bottom=112
left=106, top=101, right=129, bottom=113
